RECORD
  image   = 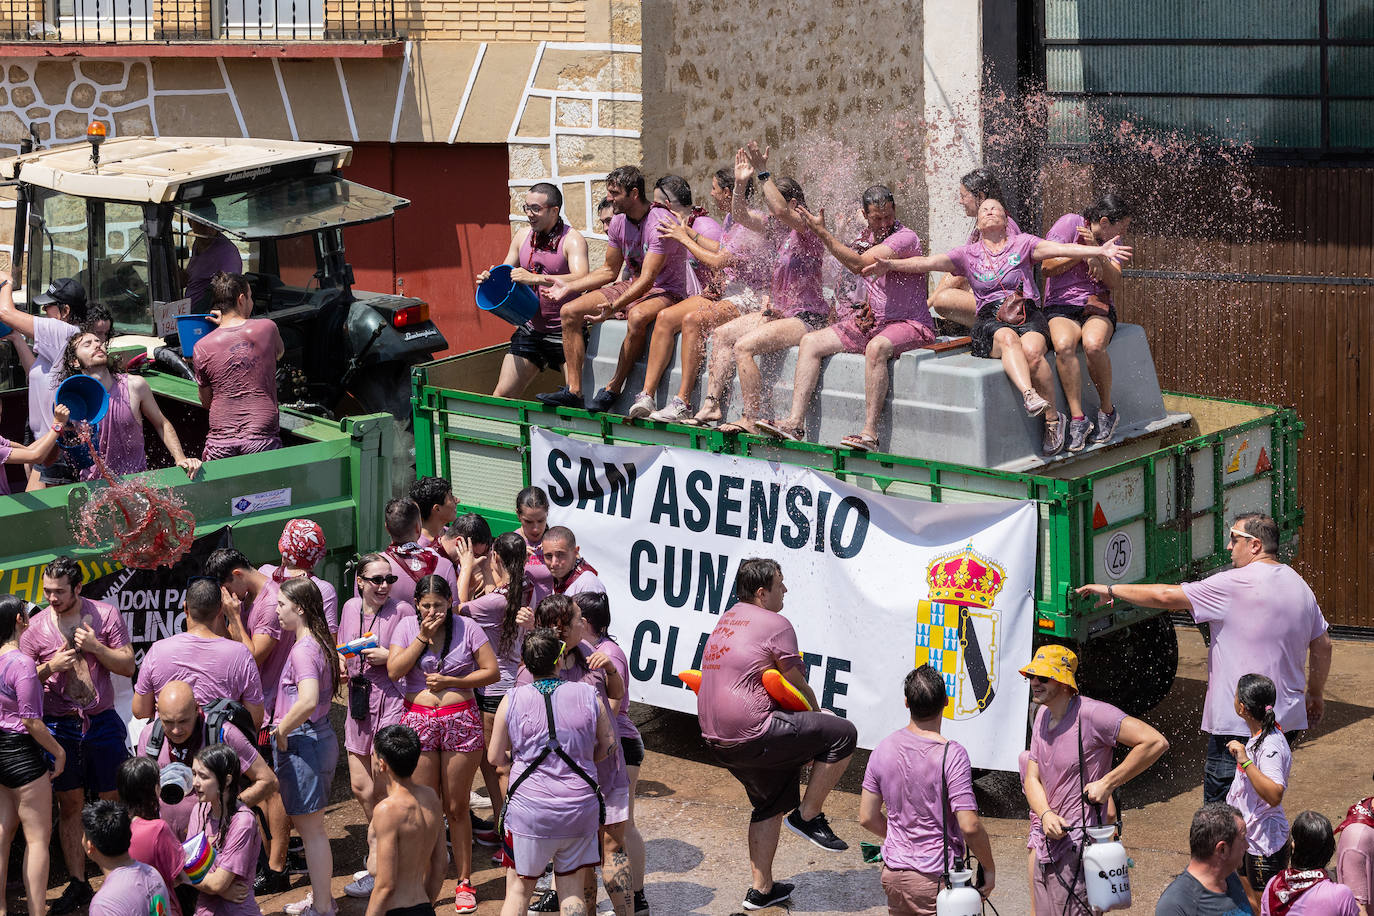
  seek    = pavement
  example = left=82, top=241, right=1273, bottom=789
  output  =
left=46, top=624, right=1374, bottom=915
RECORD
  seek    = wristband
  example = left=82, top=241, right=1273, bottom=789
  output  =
left=1239, top=759, right=1252, bottom=770
left=1107, top=585, right=1115, bottom=601
left=50, top=423, right=63, bottom=433
left=757, top=171, right=771, bottom=183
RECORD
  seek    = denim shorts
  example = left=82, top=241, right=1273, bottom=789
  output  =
left=274, top=718, right=339, bottom=816
left=48, top=708, right=128, bottom=793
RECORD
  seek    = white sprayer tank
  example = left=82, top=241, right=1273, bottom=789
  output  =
left=936, top=869, right=983, bottom=916
left=1084, top=824, right=1132, bottom=910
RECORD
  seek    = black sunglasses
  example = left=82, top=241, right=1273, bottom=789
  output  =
left=359, top=574, right=399, bottom=586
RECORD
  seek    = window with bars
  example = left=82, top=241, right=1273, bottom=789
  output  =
left=1, top=0, right=395, bottom=40
left=1041, top=0, right=1374, bottom=154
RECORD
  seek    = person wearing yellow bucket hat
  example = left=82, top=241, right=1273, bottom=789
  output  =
left=1020, top=644, right=1169, bottom=915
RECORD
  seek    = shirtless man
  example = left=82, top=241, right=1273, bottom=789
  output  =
left=365, top=724, right=448, bottom=916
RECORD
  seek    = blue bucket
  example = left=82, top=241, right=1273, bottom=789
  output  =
left=0, top=320, right=10, bottom=337
left=176, top=314, right=217, bottom=358
left=55, top=374, right=109, bottom=426
left=476, top=265, right=540, bottom=326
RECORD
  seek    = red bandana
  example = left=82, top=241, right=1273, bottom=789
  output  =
left=552, top=558, right=599, bottom=594
left=277, top=519, right=326, bottom=572
left=386, top=542, right=441, bottom=583
left=1337, top=798, right=1374, bottom=834
left=1263, top=869, right=1329, bottom=916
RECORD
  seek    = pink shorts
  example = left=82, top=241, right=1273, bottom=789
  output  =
left=502, top=830, right=601, bottom=879
left=832, top=316, right=936, bottom=355
left=595, top=280, right=679, bottom=317
left=880, top=865, right=942, bottom=916
left=400, top=700, right=483, bottom=754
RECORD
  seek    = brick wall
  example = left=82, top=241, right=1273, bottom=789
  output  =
left=400, top=0, right=586, bottom=41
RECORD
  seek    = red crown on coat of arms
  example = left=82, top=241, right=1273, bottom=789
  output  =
left=926, top=542, right=1007, bottom=610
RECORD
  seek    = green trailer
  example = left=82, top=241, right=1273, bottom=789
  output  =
left=411, top=344, right=1302, bottom=714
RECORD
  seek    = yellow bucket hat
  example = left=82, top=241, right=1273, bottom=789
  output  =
left=1020, top=644, right=1079, bottom=692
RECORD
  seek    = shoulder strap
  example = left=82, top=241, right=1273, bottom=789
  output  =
left=498, top=685, right=606, bottom=837
left=940, top=739, right=952, bottom=882
left=144, top=719, right=166, bottom=758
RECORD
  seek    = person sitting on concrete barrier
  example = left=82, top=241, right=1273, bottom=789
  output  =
left=1262, top=811, right=1359, bottom=915
left=1155, top=802, right=1252, bottom=915
left=860, top=664, right=996, bottom=915
left=928, top=168, right=1021, bottom=330
left=698, top=558, right=857, bottom=912
left=864, top=198, right=1132, bottom=456
left=1019, top=644, right=1168, bottom=916
left=536, top=165, right=692, bottom=414
left=758, top=184, right=936, bottom=451
left=484, top=184, right=591, bottom=400
left=1227, top=674, right=1292, bottom=912
left=194, top=271, right=284, bottom=461
left=1041, top=192, right=1134, bottom=451
left=596, top=197, right=616, bottom=236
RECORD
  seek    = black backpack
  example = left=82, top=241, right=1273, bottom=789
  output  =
left=143, top=697, right=257, bottom=759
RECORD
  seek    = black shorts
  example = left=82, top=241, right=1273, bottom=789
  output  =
left=386, top=904, right=437, bottom=916
left=475, top=689, right=504, bottom=715
left=620, top=734, right=645, bottom=768
left=795, top=311, right=829, bottom=331
left=0, top=730, right=51, bottom=789
left=970, top=302, right=1052, bottom=359
left=1044, top=300, right=1118, bottom=329
left=509, top=325, right=566, bottom=371
left=707, top=710, right=857, bottom=823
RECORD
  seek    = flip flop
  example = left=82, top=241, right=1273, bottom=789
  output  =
left=683, top=417, right=719, bottom=428
left=755, top=419, right=804, bottom=441
left=839, top=433, right=879, bottom=451
left=718, top=421, right=759, bottom=435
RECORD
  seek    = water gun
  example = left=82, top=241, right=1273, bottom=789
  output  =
left=337, top=633, right=378, bottom=657
left=182, top=832, right=216, bottom=884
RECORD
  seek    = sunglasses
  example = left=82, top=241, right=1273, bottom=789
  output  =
left=359, top=574, right=399, bottom=586
left=1227, top=528, right=1260, bottom=544
left=1027, top=674, right=1054, bottom=684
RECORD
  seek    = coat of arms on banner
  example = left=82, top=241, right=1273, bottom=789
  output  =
left=915, top=542, right=1006, bottom=721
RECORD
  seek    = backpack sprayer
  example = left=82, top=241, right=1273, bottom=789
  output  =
left=1053, top=714, right=1133, bottom=915
left=936, top=741, right=1000, bottom=916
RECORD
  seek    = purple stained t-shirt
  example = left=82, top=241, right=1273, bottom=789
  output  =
left=383, top=548, right=459, bottom=611
left=0, top=437, right=14, bottom=496
left=721, top=219, right=776, bottom=292
left=862, top=730, right=977, bottom=874
left=389, top=611, right=490, bottom=694
left=26, top=315, right=79, bottom=441
left=504, top=680, right=603, bottom=839
left=687, top=213, right=724, bottom=292
left=129, top=816, right=185, bottom=916
left=607, top=206, right=692, bottom=299
left=1181, top=562, right=1327, bottom=734
left=274, top=635, right=335, bottom=724
left=770, top=228, right=825, bottom=317
left=1043, top=212, right=1111, bottom=308
left=515, top=652, right=628, bottom=805
left=338, top=596, right=415, bottom=755
left=1338, top=820, right=1374, bottom=906
left=0, top=649, right=42, bottom=733
left=1227, top=730, right=1291, bottom=856
left=186, top=803, right=261, bottom=916
left=241, top=580, right=294, bottom=723
left=594, top=637, right=640, bottom=742
left=136, top=718, right=261, bottom=840
left=134, top=633, right=265, bottom=711
left=258, top=565, right=339, bottom=636
left=528, top=566, right=606, bottom=608
left=463, top=589, right=524, bottom=698
left=945, top=232, right=1044, bottom=314
left=185, top=235, right=243, bottom=306
left=1027, top=695, right=1126, bottom=863
left=90, top=860, right=171, bottom=916
left=697, top=601, right=804, bottom=743
left=1263, top=876, right=1360, bottom=916
left=861, top=225, right=931, bottom=326
left=191, top=318, right=282, bottom=451
left=20, top=598, right=130, bottom=717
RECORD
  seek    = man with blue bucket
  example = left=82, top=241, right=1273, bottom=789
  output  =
left=479, top=183, right=590, bottom=399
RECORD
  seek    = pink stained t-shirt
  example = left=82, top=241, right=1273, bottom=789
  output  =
left=191, top=318, right=282, bottom=450
left=606, top=206, right=692, bottom=299
left=240, top=580, right=294, bottom=722
left=687, top=213, right=725, bottom=292
left=186, top=803, right=260, bottom=916
left=0, top=437, right=13, bottom=496
left=860, top=224, right=931, bottom=326
left=26, top=315, right=79, bottom=441
left=862, top=730, right=977, bottom=874
left=1181, top=562, right=1328, bottom=734
left=1262, top=877, right=1360, bottom=916
left=519, top=222, right=576, bottom=333
left=136, top=718, right=261, bottom=840
left=1337, top=819, right=1374, bottom=905
left=259, top=565, right=339, bottom=636
left=720, top=218, right=777, bottom=293
left=528, top=565, right=606, bottom=608
left=1226, top=730, right=1292, bottom=856
left=20, top=597, right=130, bottom=718
left=770, top=228, right=825, bottom=318
left=274, top=634, right=335, bottom=724
left=128, top=816, right=185, bottom=916
left=462, top=589, right=524, bottom=698
left=185, top=235, right=243, bottom=307
left=90, top=860, right=171, bottom=916
left=389, top=611, right=490, bottom=695
left=697, top=601, right=804, bottom=743
left=0, top=649, right=42, bottom=733
left=383, top=547, right=459, bottom=610
left=79, top=374, right=146, bottom=481
left=503, top=679, right=604, bottom=840
left=134, top=632, right=265, bottom=711
left=594, top=637, right=640, bottom=741
left=338, top=596, right=415, bottom=755
left=1043, top=212, right=1112, bottom=307
left=945, top=232, right=1044, bottom=314
left=1026, top=695, right=1126, bottom=863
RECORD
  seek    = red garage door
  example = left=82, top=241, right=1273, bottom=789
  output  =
left=343, top=143, right=515, bottom=356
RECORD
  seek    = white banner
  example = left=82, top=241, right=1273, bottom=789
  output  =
left=531, top=428, right=1038, bottom=770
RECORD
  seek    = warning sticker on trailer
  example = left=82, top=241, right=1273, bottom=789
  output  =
left=1104, top=531, right=1133, bottom=580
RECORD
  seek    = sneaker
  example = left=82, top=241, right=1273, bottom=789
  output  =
left=254, top=864, right=292, bottom=895
left=785, top=809, right=848, bottom=851
left=628, top=392, right=656, bottom=419
left=49, top=880, right=93, bottom=915
left=289, top=836, right=305, bottom=854
left=286, top=849, right=309, bottom=875
left=492, top=850, right=505, bottom=867
left=455, top=881, right=478, bottom=915
left=1042, top=416, right=1065, bottom=456
left=1067, top=416, right=1093, bottom=453
left=742, top=881, right=795, bottom=911
left=344, top=872, right=374, bottom=897
left=298, top=906, right=335, bottom=916
left=634, top=888, right=651, bottom=916
left=473, top=825, right=500, bottom=846
left=588, top=386, right=619, bottom=414
left=1093, top=408, right=1120, bottom=444
left=535, top=386, right=583, bottom=409
left=1022, top=388, right=1050, bottom=417
left=469, top=790, right=492, bottom=810
left=649, top=396, right=691, bottom=423
left=527, top=888, right=560, bottom=914
left=284, top=894, right=314, bottom=916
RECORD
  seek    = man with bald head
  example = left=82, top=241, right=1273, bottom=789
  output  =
left=132, top=577, right=265, bottom=727
left=135, top=680, right=277, bottom=839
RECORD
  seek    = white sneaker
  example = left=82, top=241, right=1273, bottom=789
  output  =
left=284, top=894, right=314, bottom=916
left=628, top=392, right=656, bottom=419
left=649, top=396, right=691, bottom=423
left=344, top=873, right=374, bottom=897
left=469, top=788, right=491, bottom=809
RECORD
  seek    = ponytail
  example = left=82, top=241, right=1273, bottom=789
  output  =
left=1237, top=673, right=1280, bottom=752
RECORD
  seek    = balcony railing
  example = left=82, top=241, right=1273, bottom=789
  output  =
left=0, top=0, right=397, bottom=41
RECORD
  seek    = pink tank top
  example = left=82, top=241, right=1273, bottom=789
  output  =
left=82, top=374, right=146, bottom=481
left=519, top=222, right=575, bottom=333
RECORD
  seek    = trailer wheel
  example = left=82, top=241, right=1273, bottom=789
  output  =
left=1078, top=614, right=1178, bottom=715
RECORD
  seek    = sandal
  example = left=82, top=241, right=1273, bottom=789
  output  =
left=755, top=419, right=804, bottom=441
left=719, top=420, right=761, bottom=436
left=839, top=433, right=879, bottom=451
left=690, top=394, right=724, bottom=428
